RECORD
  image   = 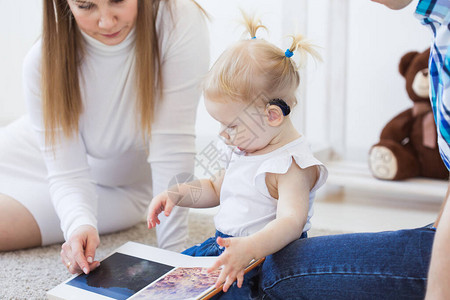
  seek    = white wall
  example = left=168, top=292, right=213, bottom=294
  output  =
left=345, top=0, right=430, bottom=160
left=195, top=0, right=431, bottom=160
left=0, top=1, right=42, bottom=125
left=0, top=0, right=433, bottom=162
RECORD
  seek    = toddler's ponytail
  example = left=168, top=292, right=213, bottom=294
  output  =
left=286, top=34, right=322, bottom=68
left=241, top=10, right=267, bottom=39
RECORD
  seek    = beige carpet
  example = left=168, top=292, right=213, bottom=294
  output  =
left=0, top=212, right=343, bottom=299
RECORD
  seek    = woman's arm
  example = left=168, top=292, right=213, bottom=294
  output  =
left=23, top=40, right=100, bottom=274
left=426, top=178, right=450, bottom=299
left=148, top=0, right=209, bottom=250
left=148, top=0, right=210, bottom=197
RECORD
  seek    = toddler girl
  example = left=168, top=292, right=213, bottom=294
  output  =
left=147, top=14, right=328, bottom=299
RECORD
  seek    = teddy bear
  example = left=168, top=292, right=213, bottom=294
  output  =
left=368, top=48, right=448, bottom=181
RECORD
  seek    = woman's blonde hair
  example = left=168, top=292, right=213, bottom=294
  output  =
left=203, top=12, right=321, bottom=108
left=42, top=0, right=163, bottom=145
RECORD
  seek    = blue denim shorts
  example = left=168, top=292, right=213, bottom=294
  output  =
left=182, top=230, right=233, bottom=256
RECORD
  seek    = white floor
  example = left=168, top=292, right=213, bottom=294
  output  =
left=312, top=186, right=441, bottom=234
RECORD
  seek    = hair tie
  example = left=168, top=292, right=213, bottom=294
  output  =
left=251, top=36, right=256, bottom=39
left=269, top=98, right=291, bottom=116
left=285, top=48, right=294, bottom=58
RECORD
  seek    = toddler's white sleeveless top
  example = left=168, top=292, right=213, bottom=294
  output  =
left=214, top=136, right=328, bottom=237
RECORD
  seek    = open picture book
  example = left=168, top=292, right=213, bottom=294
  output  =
left=47, top=241, right=264, bottom=300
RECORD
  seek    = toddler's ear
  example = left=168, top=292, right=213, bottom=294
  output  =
left=266, top=105, right=284, bottom=126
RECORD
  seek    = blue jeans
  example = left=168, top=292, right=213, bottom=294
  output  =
left=261, top=225, right=436, bottom=299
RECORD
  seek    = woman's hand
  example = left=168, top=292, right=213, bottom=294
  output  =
left=60, top=225, right=100, bottom=274
left=207, top=236, right=255, bottom=292
left=147, top=191, right=176, bottom=229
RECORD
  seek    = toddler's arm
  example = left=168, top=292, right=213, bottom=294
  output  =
left=147, top=169, right=225, bottom=228
left=250, top=163, right=318, bottom=256
left=208, top=162, right=318, bottom=291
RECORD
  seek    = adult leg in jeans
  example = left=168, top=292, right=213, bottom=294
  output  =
left=261, top=226, right=435, bottom=300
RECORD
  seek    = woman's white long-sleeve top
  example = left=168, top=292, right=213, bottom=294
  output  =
left=22, top=0, right=210, bottom=240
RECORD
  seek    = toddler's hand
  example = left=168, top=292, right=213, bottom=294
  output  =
left=207, top=236, right=255, bottom=292
left=147, top=192, right=176, bottom=229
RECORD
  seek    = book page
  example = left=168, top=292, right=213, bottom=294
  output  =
left=47, top=242, right=218, bottom=300
left=115, top=242, right=217, bottom=268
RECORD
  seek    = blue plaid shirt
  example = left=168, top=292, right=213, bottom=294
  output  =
left=415, top=0, right=450, bottom=170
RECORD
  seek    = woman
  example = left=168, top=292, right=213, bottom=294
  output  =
left=0, top=0, right=209, bottom=275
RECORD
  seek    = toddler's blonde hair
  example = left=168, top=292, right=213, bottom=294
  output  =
left=203, top=12, right=321, bottom=108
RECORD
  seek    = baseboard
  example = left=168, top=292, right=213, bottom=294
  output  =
left=326, top=160, right=447, bottom=203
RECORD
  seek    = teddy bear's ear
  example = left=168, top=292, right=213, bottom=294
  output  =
left=399, top=51, right=419, bottom=77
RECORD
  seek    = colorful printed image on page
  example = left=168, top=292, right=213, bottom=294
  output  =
left=131, top=267, right=221, bottom=300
